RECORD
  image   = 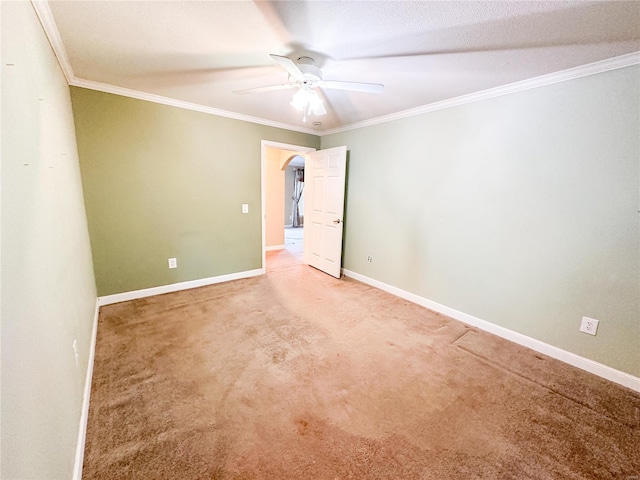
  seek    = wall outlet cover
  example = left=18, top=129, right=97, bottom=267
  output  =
left=168, top=258, right=177, bottom=269
left=242, top=204, right=249, bottom=214
left=580, top=316, right=599, bottom=335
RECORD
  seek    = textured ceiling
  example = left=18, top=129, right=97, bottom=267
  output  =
left=46, top=1, right=640, bottom=133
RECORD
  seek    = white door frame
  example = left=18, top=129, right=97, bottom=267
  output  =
left=260, top=140, right=316, bottom=273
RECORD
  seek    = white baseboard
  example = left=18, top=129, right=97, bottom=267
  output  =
left=342, top=269, right=640, bottom=393
left=73, top=300, right=100, bottom=480
left=265, top=245, right=285, bottom=252
left=97, top=269, right=264, bottom=306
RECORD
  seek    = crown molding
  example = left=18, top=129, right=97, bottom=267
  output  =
left=322, top=51, right=640, bottom=136
left=31, top=0, right=639, bottom=138
left=31, top=0, right=75, bottom=84
left=30, top=0, right=318, bottom=136
left=70, top=78, right=319, bottom=135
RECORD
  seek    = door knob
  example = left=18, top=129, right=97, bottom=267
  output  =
left=333, top=219, right=342, bottom=224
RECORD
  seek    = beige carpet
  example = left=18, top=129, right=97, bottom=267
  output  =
left=83, top=249, right=639, bottom=479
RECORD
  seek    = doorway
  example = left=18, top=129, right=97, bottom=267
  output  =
left=261, top=140, right=315, bottom=273
left=284, top=154, right=305, bottom=261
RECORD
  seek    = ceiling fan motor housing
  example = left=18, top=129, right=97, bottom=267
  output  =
left=293, top=56, right=322, bottom=84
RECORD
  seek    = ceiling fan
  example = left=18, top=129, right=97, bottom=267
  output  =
left=233, top=54, right=384, bottom=121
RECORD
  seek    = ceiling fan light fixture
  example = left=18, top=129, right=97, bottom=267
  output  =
left=290, top=88, right=309, bottom=110
left=307, top=90, right=323, bottom=113
left=239, top=54, right=383, bottom=122
left=291, top=88, right=326, bottom=119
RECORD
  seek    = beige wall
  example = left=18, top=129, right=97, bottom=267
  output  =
left=265, top=148, right=286, bottom=247
left=322, top=66, right=640, bottom=376
left=1, top=2, right=98, bottom=478
left=71, top=87, right=320, bottom=296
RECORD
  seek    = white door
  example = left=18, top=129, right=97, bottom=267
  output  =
left=303, top=145, right=347, bottom=278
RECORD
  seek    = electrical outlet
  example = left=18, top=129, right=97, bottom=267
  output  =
left=367, top=256, right=373, bottom=263
left=580, top=316, right=599, bottom=336
left=242, top=204, right=249, bottom=214
left=168, top=258, right=177, bottom=269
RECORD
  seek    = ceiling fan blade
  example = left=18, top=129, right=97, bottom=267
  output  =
left=319, top=80, right=384, bottom=94
left=270, top=54, right=306, bottom=82
left=233, top=84, right=295, bottom=95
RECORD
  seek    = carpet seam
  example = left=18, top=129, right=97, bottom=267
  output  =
left=449, top=328, right=474, bottom=345
left=454, top=344, right=637, bottom=429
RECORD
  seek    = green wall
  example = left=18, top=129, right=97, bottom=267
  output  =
left=71, top=87, right=319, bottom=296
left=322, top=66, right=640, bottom=376
left=1, top=2, right=98, bottom=478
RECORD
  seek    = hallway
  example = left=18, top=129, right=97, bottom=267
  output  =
left=267, top=227, right=303, bottom=272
